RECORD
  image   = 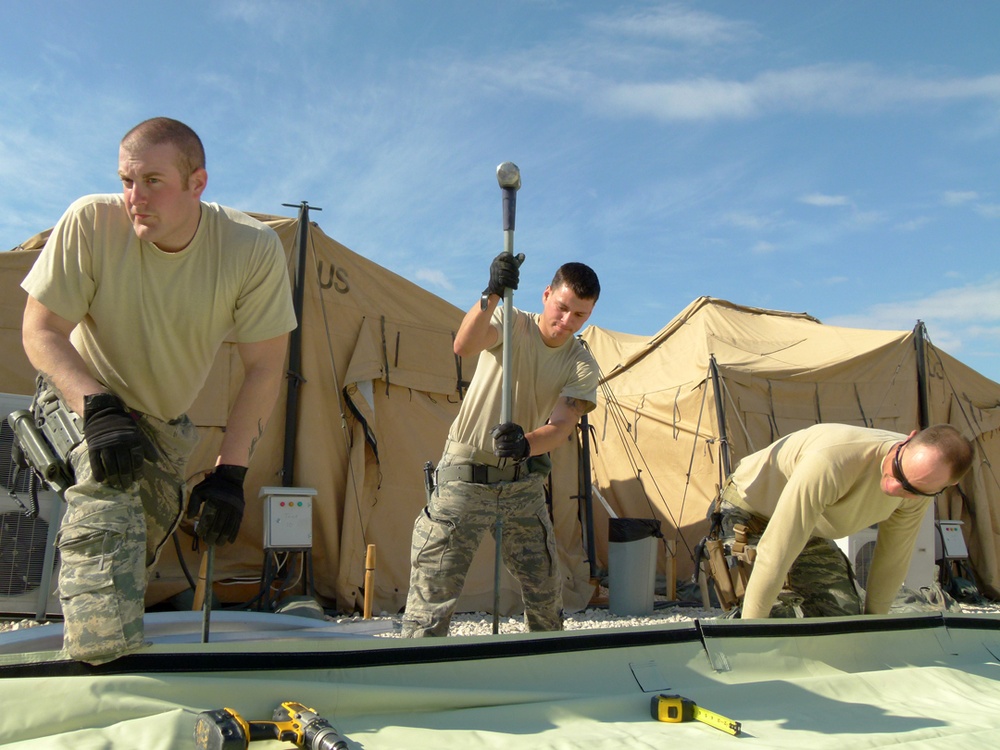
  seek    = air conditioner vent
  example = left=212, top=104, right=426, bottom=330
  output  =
left=0, top=511, right=53, bottom=597
left=853, top=539, right=878, bottom=590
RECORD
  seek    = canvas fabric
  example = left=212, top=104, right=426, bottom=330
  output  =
left=401, top=451, right=561, bottom=636
left=6, top=615, right=1000, bottom=748
left=581, top=300, right=1000, bottom=605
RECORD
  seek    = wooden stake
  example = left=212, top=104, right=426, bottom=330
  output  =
left=363, top=544, right=376, bottom=619
left=664, top=538, right=677, bottom=601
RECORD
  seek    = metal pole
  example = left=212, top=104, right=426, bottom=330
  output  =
left=497, top=162, right=520, bottom=424
left=493, top=162, right=521, bottom=634
left=200, top=546, right=214, bottom=643
left=709, top=355, right=731, bottom=480
left=914, top=321, right=930, bottom=430
left=579, top=415, right=597, bottom=578
left=279, top=201, right=322, bottom=487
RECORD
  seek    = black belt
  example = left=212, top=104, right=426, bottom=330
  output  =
left=436, top=463, right=522, bottom=485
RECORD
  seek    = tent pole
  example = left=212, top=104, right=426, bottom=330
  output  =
left=579, top=415, right=598, bottom=578
left=280, top=201, right=322, bottom=486
left=914, top=320, right=930, bottom=430
left=709, top=355, right=732, bottom=480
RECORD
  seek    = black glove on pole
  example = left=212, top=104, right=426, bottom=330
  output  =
left=482, top=252, right=525, bottom=301
left=186, top=464, right=248, bottom=546
left=83, top=392, right=147, bottom=491
left=491, top=422, right=531, bottom=461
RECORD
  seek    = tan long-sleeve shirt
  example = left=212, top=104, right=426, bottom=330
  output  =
left=726, top=423, right=930, bottom=618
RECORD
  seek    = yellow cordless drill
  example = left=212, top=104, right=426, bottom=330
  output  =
left=194, top=701, right=348, bottom=750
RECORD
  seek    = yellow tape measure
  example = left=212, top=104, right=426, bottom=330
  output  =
left=650, top=694, right=742, bottom=736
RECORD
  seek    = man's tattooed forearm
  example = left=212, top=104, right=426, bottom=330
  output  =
left=247, top=418, right=265, bottom=462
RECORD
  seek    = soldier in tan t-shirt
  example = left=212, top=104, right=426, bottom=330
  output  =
left=20, top=118, right=296, bottom=664
left=402, top=254, right=600, bottom=637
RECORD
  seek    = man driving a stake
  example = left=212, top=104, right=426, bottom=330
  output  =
left=401, top=253, right=601, bottom=637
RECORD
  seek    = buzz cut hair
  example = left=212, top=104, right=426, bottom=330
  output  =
left=551, top=262, right=600, bottom=302
left=120, top=117, right=206, bottom=189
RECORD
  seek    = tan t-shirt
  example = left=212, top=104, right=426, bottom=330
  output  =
left=22, top=194, right=297, bottom=421
left=727, top=423, right=929, bottom=617
left=447, top=306, right=598, bottom=453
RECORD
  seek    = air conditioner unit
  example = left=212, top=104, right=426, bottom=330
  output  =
left=835, top=507, right=936, bottom=593
left=837, top=525, right=879, bottom=590
left=0, top=392, right=63, bottom=619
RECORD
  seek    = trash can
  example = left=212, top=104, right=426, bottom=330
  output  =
left=608, top=518, right=662, bottom=616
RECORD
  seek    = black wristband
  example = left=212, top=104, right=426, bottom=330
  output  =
left=83, top=391, right=128, bottom=419
left=213, top=464, right=248, bottom=485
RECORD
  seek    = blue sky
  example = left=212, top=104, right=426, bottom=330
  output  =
left=3, top=2, right=1000, bottom=382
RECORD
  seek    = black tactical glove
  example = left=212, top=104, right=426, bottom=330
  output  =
left=491, top=422, right=531, bottom=461
left=186, top=464, right=248, bottom=546
left=483, top=252, right=526, bottom=299
left=83, top=392, right=146, bottom=491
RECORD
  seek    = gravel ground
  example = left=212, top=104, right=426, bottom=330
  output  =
left=366, top=595, right=1000, bottom=637
left=3, top=592, right=998, bottom=639
left=370, top=602, right=726, bottom=637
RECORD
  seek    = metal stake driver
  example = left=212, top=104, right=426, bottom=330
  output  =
left=493, top=161, right=521, bottom=634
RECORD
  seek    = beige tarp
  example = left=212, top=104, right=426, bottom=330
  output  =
left=1, top=216, right=594, bottom=617
left=3, top=612, right=1000, bottom=747
left=580, top=297, right=1000, bottom=598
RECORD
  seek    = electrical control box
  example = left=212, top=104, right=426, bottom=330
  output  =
left=259, top=486, right=317, bottom=550
left=936, top=520, right=969, bottom=560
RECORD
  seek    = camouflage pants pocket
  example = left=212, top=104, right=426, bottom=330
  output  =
left=510, top=504, right=562, bottom=632
left=402, top=509, right=469, bottom=637
left=411, top=507, right=461, bottom=575
left=57, top=504, right=146, bottom=664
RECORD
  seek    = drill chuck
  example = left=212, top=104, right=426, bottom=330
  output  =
left=290, top=705, right=348, bottom=750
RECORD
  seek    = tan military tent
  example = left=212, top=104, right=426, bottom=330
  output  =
left=0, top=213, right=596, bottom=618
left=579, top=297, right=1000, bottom=600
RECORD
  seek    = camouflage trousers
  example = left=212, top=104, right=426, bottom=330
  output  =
left=719, top=495, right=862, bottom=618
left=401, top=453, right=562, bottom=637
left=44, top=383, right=200, bottom=664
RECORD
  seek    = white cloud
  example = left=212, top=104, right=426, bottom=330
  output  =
left=895, top=216, right=931, bottom=232
left=594, top=65, right=1000, bottom=123
left=943, top=191, right=979, bottom=205
left=830, top=279, right=1000, bottom=327
left=588, top=4, right=757, bottom=45
left=848, top=210, right=885, bottom=228
left=974, top=203, right=1000, bottom=219
left=799, top=194, right=851, bottom=207
left=415, top=268, right=455, bottom=292
left=823, top=278, right=1000, bottom=364
left=722, top=211, right=777, bottom=231
left=752, top=240, right=776, bottom=254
